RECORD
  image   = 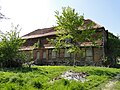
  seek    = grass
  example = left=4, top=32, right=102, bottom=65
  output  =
left=0, top=66, right=120, bottom=90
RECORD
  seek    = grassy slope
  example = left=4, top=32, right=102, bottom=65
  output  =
left=0, top=66, right=120, bottom=90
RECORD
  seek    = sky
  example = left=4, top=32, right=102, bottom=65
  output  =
left=0, top=0, right=120, bottom=36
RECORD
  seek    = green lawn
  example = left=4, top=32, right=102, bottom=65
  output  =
left=0, top=66, right=120, bottom=90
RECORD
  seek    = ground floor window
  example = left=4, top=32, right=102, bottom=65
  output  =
left=48, top=49, right=57, bottom=59
left=64, top=49, right=70, bottom=57
left=85, top=47, right=93, bottom=61
left=43, top=50, right=46, bottom=59
left=47, top=48, right=93, bottom=60
left=48, top=49, right=52, bottom=59
left=36, top=51, right=40, bottom=60
left=86, top=48, right=93, bottom=57
left=52, top=50, right=56, bottom=59
left=60, top=49, right=64, bottom=58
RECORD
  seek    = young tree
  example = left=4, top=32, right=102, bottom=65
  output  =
left=49, top=6, right=98, bottom=66
left=0, top=25, right=25, bottom=67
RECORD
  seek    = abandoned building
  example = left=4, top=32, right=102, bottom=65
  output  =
left=21, top=19, right=108, bottom=66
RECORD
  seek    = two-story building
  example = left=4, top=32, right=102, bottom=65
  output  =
left=21, top=19, right=108, bottom=66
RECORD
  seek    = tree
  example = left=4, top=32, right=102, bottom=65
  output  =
left=0, top=25, right=25, bottom=67
left=106, top=32, right=120, bottom=67
left=49, top=6, right=99, bottom=66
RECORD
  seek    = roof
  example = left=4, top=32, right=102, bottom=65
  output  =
left=22, top=27, right=55, bottom=39
left=22, top=19, right=104, bottom=39
left=22, top=31, right=56, bottom=39
left=83, top=19, right=103, bottom=29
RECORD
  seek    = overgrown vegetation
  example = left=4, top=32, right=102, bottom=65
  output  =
left=0, top=66, right=120, bottom=90
left=0, top=25, right=25, bottom=67
left=105, top=32, right=120, bottom=67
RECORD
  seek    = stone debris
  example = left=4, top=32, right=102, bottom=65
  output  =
left=49, top=71, right=89, bottom=83
left=61, top=71, right=89, bottom=83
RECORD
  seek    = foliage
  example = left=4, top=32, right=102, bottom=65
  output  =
left=0, top=66, right=120, bottom=90
left=49, top=6, right=100, bottom=65
left=33, top=39, right=41, bottom=48
left=106, top=32, right=120, bottom=66
left=0, top=25, right=25, bottom=67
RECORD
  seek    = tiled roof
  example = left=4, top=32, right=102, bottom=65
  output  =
left=79, top=19, right=103, bottom=30
left=84, top=19, right=103, bottom=28
left=22, top=31, right=56, bottom=39
left=22, top=19, right=104, bottom=39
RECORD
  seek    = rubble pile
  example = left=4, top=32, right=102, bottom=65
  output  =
left=61, top=71, right=89, bottom=83
left=50, top=71, right=89, bottom=83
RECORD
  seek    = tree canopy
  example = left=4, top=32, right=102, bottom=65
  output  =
left=49, top=6, right=99, bottom=65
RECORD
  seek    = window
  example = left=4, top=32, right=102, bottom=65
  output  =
left=48, top=49, right=57, bottom=59
left=86, top=48, right=93, bottom=57
left=52, top=50, right=56, bottom=58
left=36, top=51, right=40, bottom=59
left=60, top=49, right=64, bottom=58
left=86, top=48, right=93, bottom=61
left=81, top=48, right=85, bottom=58
left=48, top=50, right=52, bottom=59
left=43, top=50, right=46, bottom=59
left=64, top=49, right=70, bottom=57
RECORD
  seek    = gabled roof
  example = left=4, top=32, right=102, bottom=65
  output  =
left=22, top=19, right=104, bottom=39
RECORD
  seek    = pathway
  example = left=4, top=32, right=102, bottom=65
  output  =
left=101, top=74, right=120, bottom=90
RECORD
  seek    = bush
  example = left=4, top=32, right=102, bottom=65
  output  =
left=0, top=25, right=25, bottom=68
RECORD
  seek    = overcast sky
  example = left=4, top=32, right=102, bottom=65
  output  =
left=0, top=0, right=120, bottom=36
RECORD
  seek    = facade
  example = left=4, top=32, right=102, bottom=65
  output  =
left=21, top=19, right=108, bottom=66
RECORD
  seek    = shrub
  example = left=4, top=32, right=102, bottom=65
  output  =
left=0, top=25, right=26, bottom=68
